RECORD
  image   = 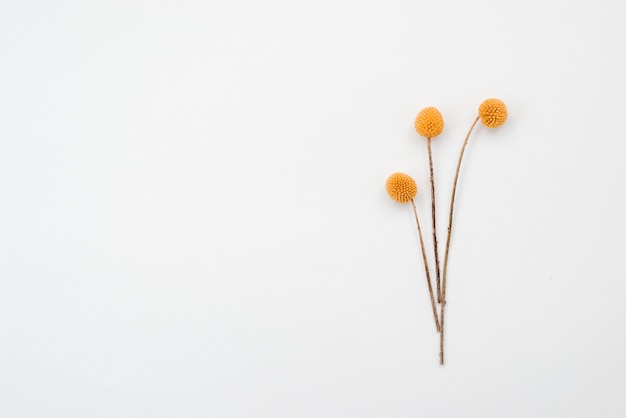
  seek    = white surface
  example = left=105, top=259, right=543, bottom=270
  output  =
left=1, top=0, right=626, bottom=417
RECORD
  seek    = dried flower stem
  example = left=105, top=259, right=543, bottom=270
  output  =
left=426, top=138, right=442, bottom=303
left=411, top=199, right=440, bottom=332
left=439, top=300, right=446, bottom=365
left=441, top=116, right=479, bottom=301
left=439, top=115, right=480, bottom=365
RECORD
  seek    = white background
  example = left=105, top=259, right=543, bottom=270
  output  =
left=1, top=0, right=626, bottom=417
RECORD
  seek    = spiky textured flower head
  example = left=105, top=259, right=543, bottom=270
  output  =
left=479, top=98, right=508, bottom=128
left=386, top=172, right=417, bottom=204
left=414, top=106, right=444, bottom=139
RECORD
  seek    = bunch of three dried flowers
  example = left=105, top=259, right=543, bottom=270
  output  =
left=385, top=98, right=508, bottom=365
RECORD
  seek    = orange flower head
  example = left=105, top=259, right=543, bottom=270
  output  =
left=386, top=172, right=417, bottom=204
left=414, top=106, right=444, bottom=139
left=479, top=98, right=508, bottom=128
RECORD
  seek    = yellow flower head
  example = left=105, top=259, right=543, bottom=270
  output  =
left=386, top=172, right=417, bottom=204
left=479, top=98, right=508, bottom=128
left=414, top=106, right=444, bottom=139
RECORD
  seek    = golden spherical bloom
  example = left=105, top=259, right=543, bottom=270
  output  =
left=386, top=172, right=418, bottom=204
left=479, top=98, right=508, bottom=128
left=414, top=106, right=444, bottom=139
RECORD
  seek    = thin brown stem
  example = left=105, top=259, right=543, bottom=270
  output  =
left=426, top=138, right=442, bottom=303
left=411, top=199, right=440, bottom=332
left=441, top=115, right=479, bottom=302
left=439, top=301, right=445, bottom=365
left=439, top=115, right=480, bottom=365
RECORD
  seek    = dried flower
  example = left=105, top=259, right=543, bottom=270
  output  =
left=478, top=98, right=508, bottom=128
left=386, top=172, right=417, bottom=204
left=415, top=106, right=445, bottom=302
left=385, top=98, right=511, bottom=365
left=415, top=106, right=444, bottom=139
left=385, top=171, right=440, bottom=332
left=439, top=97, right=510, bottom=365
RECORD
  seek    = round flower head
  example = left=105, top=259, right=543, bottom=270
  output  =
left=386, top=172, right=417, bottom=204
left=415, top=106, right=444, bottom=139
left=479, top=98, right=508, bottom=128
